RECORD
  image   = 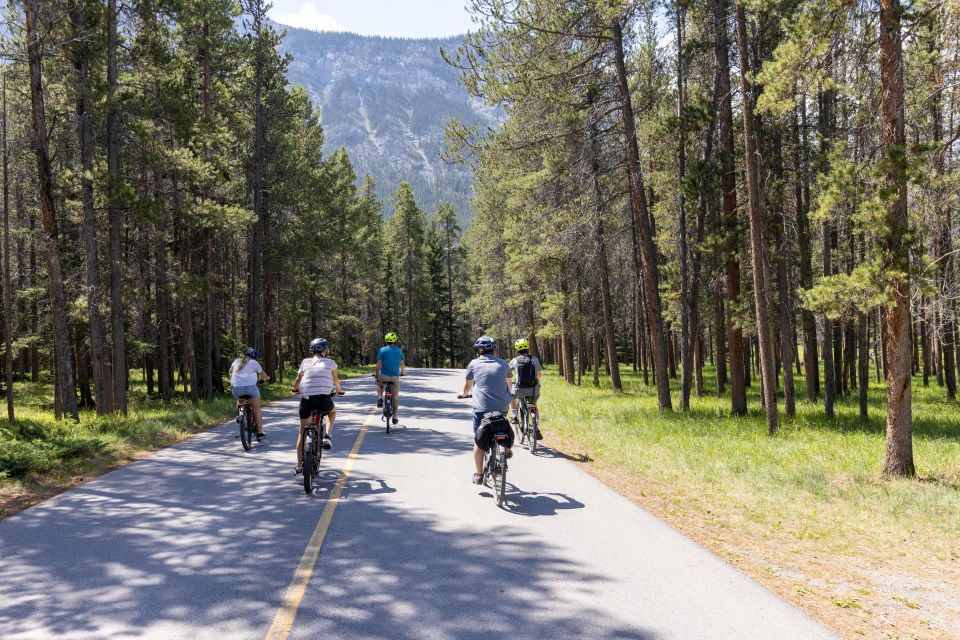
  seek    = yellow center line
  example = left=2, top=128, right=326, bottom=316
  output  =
left=265, top=406, right=378, bottom=640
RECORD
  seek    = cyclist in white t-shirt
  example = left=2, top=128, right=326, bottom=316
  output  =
left=291, top=338, right=343, bottom=474
left=229, top=348, right=270, bottom=438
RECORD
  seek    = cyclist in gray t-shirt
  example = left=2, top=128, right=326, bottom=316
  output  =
left=458, top=335, right=513, bottom=484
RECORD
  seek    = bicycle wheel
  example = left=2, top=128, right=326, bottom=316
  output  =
left=239, top=408, right=253, bottom=451
left=495, top=446, right=507, bottom=506
left=517, top=404, right=526, bottom=443
left=385, top=397, right=392, bottom=433
left=484, top=449, right=495, bottom=488
left=529, top=420, right=538, bottom=454
left=302, top=432, right=315, bottom=494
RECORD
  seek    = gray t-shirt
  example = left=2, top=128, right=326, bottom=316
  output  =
left=465, top=355, right=513, bottom=413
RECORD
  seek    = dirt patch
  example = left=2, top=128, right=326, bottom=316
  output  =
left=546, top=433, right=960, bottom=640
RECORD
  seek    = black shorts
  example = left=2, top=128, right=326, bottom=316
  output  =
left=299, top=394, right=335, bottom=419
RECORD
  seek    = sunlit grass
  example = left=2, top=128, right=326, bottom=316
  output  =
left=538, top=365, right=960, bottom=563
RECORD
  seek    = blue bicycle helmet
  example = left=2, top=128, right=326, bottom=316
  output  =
left=473, top=335, right=497, bottom=354
left=245, top=347, right=258, bottom=359
left=309, top=338, right=329, bottom=354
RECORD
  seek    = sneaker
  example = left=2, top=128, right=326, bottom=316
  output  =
left=392, top=416, right=399, bottom=425
left=505, top=448, right=513, bottom=459
left=377, top=398, right=383, bottom=408
left=535, top=429, right=543, bottom=440
left=322, top=436, right=332, bottom=450
left=510, top=414, right=519, bottom=424
left=256, top=432, right=266, bottom=440
left=294, top=465, right=303, bottom=475
left=472, top=473, right=483, bottom=485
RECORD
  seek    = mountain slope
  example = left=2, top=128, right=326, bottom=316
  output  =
left=277, top=27, right=491, bottom=220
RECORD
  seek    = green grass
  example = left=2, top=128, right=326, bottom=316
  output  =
left=0, top=364, right=374, bottom=510
left=538, top=365, right=960, bottom=563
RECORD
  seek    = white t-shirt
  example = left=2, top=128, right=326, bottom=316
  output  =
left=230, top=358, right=263, bottom=386
left=298, top=357, right=338, bottom=396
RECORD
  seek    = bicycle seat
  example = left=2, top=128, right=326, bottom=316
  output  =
left=238, top=395, right=253, bottom=400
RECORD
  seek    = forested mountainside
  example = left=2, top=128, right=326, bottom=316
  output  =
left=277, top=27, right=492, bottom=220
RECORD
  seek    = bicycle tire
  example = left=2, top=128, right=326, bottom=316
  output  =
left=530, top=423, right=537, bottom=453
left=302, top=432, right=315, bottom=494
left=239, top=408, right=253, bottom=451
left=495, top=446, right=507, bottom=506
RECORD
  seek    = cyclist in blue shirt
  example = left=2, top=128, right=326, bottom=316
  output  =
left=376, top=332, right=406, bottom=424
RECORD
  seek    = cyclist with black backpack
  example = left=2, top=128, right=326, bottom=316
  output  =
left=509, top=338, right=542, bottom=440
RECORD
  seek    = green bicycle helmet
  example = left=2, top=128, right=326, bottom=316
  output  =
left=384, top=332, right=399, bottom=344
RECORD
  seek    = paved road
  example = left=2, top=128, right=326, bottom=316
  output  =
left=0, top=369, right=837, bottom=639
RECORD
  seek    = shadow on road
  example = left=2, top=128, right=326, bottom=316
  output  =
left=295, top=481, right=660, bottom=640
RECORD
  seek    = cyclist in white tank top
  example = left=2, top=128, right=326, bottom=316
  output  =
left=291, top=338, right=343, bottom=473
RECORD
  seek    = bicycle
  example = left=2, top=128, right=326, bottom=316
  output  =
left=236, top=380, right=265, bottom=451
left=298, top=391, right=344, bottom=494
left=375, top=372, right=403, bottom=432
left=458, top=393, right=510, bottom=507
left=517, top=395, right=538, bottom=454
left=236, top=394, right=256, bottom=451
left=484, top=427, right=510, bottom=506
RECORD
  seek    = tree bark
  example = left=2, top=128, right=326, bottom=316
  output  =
left=676, top=3, right=691, bottom=410
left=715, top=0, right=746, bottom=415
left=879, top=0, right=914, bottom=477
left=735, top=2, right=778, bottom=433
left=107, top=0, right=127, bottom=414
left=585, top=99, right=622, bottom=392
left=611, top=18, right=671, bottom=411
left=1, top=70, right=12, bottom=420
left=71, top=3, right=110, bottom=415
left=25, top=0, right=79, bottom=421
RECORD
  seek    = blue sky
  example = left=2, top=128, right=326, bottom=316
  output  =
left=269, top=1, right=475, bottom=38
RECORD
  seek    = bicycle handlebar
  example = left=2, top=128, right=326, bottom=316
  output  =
left=290, top=390, right=345, bottom=396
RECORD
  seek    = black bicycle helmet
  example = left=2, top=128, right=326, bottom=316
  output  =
left=309, top=338, right=329, bottom=354
left=473, top=335, right=497, bottom=354
left=245, top=347, right=258, bottom=359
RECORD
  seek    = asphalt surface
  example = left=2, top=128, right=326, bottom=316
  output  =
left=0, top=369, right=838, bottom=640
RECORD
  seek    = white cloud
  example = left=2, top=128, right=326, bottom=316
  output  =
left=271, top=2, right=346, bottom=32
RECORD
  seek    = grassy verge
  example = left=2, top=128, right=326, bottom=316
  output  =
left=538, top=367, right=959, bottom=640
left=0, top=364, right=374, bottom=519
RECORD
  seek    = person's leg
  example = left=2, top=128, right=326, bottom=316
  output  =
left=296, top=421, right=308, bottom=467
left=376, top=377, right=384, bottom=402
left=473, top=444, right=485, bottom=475
left=326, top=407, right=336, bottom=435
left=252, top=399, right=264, bottom=434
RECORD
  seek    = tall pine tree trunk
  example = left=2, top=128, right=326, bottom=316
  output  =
left=735, top=2, right=778, bottom=433
left=71, top=4, right=109, bottom=415
left=585, top=99, right=622, bottom=392
left=676, top=3, right=691, bottom=410
left=25, top=0, right=78, bottom=421
left=716, top=0, right=746, bottom=415
left=611, top=18, right=670, bottom=410
left=1, top=71, right=12, bottom=420
left=879, top=0, right=914, bottom=477
left=107, top=0, right=127, bottom=414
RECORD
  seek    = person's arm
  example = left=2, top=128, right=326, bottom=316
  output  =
left=291, top=372, right=303, bottom=393
left=375, top=357, right=382, bottom=376
left=461, top=378, right=474, bottom=397
left=256, top=361, right=270, bottom=382
left=333, top=368, right=343, bottom=394
left=400, top=353, right=406, bottom=376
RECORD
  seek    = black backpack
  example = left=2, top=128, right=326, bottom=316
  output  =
left=515, top=355, right=537, bottom=388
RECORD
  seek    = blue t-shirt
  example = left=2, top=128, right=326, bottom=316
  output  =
left=377, top=345, right=405, bottom=376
